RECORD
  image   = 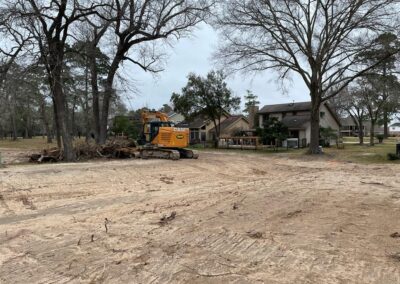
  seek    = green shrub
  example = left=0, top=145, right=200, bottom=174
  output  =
left=387, top=153, right=399, bottom=161
left=376, top=134, right=384, bottom=143
left=112, top=116, right=141, bottom=139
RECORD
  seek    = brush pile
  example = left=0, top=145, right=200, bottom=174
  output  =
left=29, top=138, right=139, bottom=163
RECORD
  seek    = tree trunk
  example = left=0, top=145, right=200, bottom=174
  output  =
left=52, top=97, right=62, bottom=148
left=84, top=62, right=92, bottom=142
left=50, top=55, right=76, bottom=161
left=53, top=83, right=75, bottom=161
left=370, top=120, right=375, bottom=146
left=10, top=112, right=17, bottom=141
left=99, top=58, right=120, bottom=145
left=383, top=110, right=389, bottom=138
left=358, top=121, right=364, bottom=145
left=10, top=92, right=17, bottom=141
left=26, top=94, right=32, bottom=138
left=212, top=118, right=220, bottom=148
left=308, top=92, right=321, bottom=154
left=71, top=95, right=77, bottom=138
left=382, top=64, right=389, bottom=139
left=39, top=95, right=52, bottom=144
left=89, top=48, right=101, bottom=143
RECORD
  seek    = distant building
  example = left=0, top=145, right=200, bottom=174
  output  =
left=340, top=116, right=366, bottom=137
left=177, top=111, right=250, bottom=144
left=258, top=101, right=341, bottom=147
left=340, top=116, right=384, bottom=137
left=209, top=115, right=250, bottom=138
left=390, top=123, right=400, bottom=136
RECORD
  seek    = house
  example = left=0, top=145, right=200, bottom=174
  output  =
left=209, top=115, right=250, bottom=137
left=340, top=117, right=384, bottom=137
left=177, top=112, right=250, bottom=144
left=390, top=123, right=400, bottom=136
left=257, top=101, right=341, bottom=147
left=340, top=116, right=366, bottom=137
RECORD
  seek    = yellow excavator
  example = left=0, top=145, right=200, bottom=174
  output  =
left=137, top=111, right=199, bottom=160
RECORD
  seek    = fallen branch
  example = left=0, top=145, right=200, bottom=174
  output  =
left=104, top=218, right=110, bottom=233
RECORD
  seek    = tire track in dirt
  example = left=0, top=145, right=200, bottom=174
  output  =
left=1, top=153, right=400, bottom=283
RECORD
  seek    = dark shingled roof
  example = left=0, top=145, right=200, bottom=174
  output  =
left=209, top=115, right=248, bottom=133
left=175, top=110, right=232, bottom=129
left=259, top=101, right=341, bottom=127
left=340, top=116, right=356, bottom=126
left=176, top=116, right=206, bottom=129
left=281, top=115, right=310, bottom=129
left=258, top=101, right=311, bottom=114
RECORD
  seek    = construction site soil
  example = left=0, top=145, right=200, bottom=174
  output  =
left=1, top=150, right=400, bottom=283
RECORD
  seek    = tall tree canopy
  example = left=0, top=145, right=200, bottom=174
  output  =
left=0, top=0, right=211, bottom=160
left=96, top=0, right=212, bottom=144
left=357, top=32, right=400, bottom=138
left=243, top=90, right=260, bottom=115
left=214, top=0, right=400, bottom=153
left=171, top=70, right=241, bottom=143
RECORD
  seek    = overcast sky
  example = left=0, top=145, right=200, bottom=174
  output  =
left=121, top=23, right=310, bottom=112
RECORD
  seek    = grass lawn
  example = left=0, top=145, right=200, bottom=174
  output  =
left=0, top=137, right=58, bottom=150
left=1, top=136, right=399, bottom=165
left=324, top=137, right=400, bottom=164
left=192, top=137, right=400, bottom=164
left=0, top=136, right=85, bottom=150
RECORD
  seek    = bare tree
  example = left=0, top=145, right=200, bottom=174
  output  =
left=77, top=13, right=112, bottom=143
left=338, top=87, right=367, bottom=145
left=7, top=0, right=106, bottom=161
left=214, top=0, right=400, bottom=153
left=0, top=16, right=31, bottom=86
left=0, top=14, right=32, bottom=140
left=96, top=0, right=212, bottom=144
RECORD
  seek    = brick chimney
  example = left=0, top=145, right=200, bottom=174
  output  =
left=248, top=105, right=259, bottom=129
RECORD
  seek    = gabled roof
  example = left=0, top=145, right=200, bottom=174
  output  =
left=176, top=111, right=231, bottom=129
left=259, top=101, right=341, bottom=127
left=176, top=115, right=206, bottom=128
left=258, top=101, right=311, bottom=114
left=390, top=122, right=400, bottom=127
left=209, top=115, right=249, bottom=133
left=281, top=115, right=310, bottom=129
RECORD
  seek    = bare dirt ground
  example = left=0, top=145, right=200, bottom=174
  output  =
left=1, top=151, right=400, bottom=283
left=0, top=148, right=35, bottom=164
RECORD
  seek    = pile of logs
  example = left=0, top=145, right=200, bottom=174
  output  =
left=30, top=139, right=139, bottom=163
left=30, top=148, right=61, bottom=163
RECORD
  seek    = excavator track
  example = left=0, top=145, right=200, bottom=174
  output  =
left=139, top=147, right=198, bottom=160
left=178, top=148, right=199, bottom=159
left=139, top=148, right=180, bottom=160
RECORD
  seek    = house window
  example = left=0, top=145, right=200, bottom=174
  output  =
left=320, top=111, right=325, bottom=118
left=190, top=129, right=199, bottom=141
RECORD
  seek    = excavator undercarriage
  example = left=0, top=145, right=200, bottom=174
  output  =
left=139, top=146, right=198, bottom=160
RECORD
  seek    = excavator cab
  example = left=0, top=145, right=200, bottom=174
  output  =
left=147, top=121, right=175, bottom=142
